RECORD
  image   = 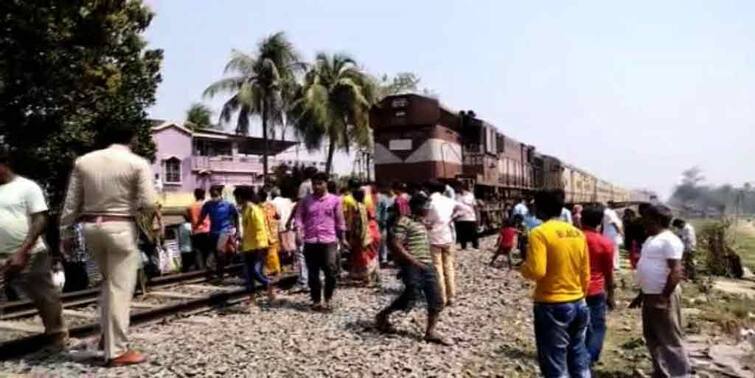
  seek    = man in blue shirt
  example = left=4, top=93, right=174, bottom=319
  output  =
left=198, top=185, right=239, bottom=279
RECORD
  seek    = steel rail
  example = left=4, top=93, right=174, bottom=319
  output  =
left=0, top=264, right=243, bottom=319
left=0, top=274, right=297, bottom=360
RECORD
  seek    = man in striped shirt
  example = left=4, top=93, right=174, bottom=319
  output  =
left=375, top=195, right=450, bottom=345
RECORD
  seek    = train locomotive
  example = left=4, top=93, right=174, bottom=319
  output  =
left=369, top=94, right=630, bottom=229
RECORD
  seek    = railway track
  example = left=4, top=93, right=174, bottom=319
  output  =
left=0, top=264, right=243, bottom=320
left=0, top=267, right=297, bottom=360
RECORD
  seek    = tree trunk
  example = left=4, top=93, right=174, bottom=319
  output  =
left=262, top=100, right=269, bottom=184
left=325, top=138, right=336, bottom=175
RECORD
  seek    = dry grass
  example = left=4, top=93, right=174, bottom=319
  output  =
left=593, top=269, right=755, bottom=376
left=592, top=273, right=652, bottom=377
left=731, top=220, right=755, bottom=271
left=690, top=218, right=755, bottom=272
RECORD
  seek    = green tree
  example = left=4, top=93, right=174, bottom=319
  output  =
left=203, top=31, right=302, bottom=181
left=291, top=53, right=377, bottom=174
left=0, top=0, right=162, bottom=207
left=377, top=72, right=420, bottom=98
left=185, top=103, right=213, bottom=130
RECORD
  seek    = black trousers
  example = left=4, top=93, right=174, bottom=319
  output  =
left=386, top=264, right=444, bottom=315
left=455, top=221, right=479, bottom=249
left=304, top=242, right=339, bottom=303
left=62, top=261, right=89, bottom=291
left=189, top=233, right=212, bottom=272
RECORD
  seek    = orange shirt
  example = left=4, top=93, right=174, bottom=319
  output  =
left=189, top=201, right=210, bottom=234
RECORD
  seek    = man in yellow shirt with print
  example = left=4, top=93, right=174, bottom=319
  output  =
left=519, top=189, right=591, bottom=378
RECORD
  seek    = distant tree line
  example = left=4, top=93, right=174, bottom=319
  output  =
left=669, top=167, right=755, bottom=216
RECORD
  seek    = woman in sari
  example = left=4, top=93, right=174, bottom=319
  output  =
left=259, top=188, right=281, bottom=277
left=347, top=189, right=377, bottom=284
left=365, top=184, right=382, bottom=281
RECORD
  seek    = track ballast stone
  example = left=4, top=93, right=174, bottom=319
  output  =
left=2, top=237, right=541, bottom=377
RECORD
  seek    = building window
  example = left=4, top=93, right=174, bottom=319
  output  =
left=193, top=139, right=232, bottom=157
left=164, top=158, right=181, bottom=184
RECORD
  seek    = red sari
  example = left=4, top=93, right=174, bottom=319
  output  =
left=366, top=198, right=381, bottom=265
left=347, top=192, right=381, bottom=281
left=348, top=203, right=374, bottom=279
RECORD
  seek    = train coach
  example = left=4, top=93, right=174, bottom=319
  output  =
left=369, top=94, right=629, bottom=227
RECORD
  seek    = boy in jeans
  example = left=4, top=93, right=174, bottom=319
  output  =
left=375, top=196, right=450, bottom=345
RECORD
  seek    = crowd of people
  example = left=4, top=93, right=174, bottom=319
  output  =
left=0, top=126, right=698, bottom=376
left=514, top=191, right=696, bottom=378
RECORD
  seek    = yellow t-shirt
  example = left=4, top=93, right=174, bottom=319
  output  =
left=519, top=219, right=590, bottom=303
left=241, top=203, right=269, bottom=251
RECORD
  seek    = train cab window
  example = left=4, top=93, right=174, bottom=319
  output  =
left=461, top=123, right=482, bottom=152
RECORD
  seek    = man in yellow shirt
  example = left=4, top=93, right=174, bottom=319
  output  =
left=519, top=189, right=591, bottom=378
left=234, top=186, right=275, bottom=302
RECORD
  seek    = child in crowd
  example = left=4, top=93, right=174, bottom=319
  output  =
left=490, top=218, right=518, bottom=269
left=513, top=214, right=527, bottom=261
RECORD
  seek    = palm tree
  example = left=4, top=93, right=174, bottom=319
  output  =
left=203, top=32, right=301, bottom=181
left=185, top=103, right=213, bottom=130
left=291, top=53, right=377, bottom=174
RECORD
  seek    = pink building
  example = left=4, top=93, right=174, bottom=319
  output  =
left=150, top=121, right=302, bottom=206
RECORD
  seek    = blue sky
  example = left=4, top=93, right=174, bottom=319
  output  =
left=144, top=0, right=755, bottom=198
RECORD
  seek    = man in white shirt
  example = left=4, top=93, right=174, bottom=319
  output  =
left=455, top=183, right=479, bottom=250
left=602, top=202, right=624, bottom=270
left=635, top=205, right=690, bottom=377
left=291, top=166, right=318, bottom=292
left=444, top=184, right=456, bottom=199
left=425, top=181, right=466, bottom=306
left=271, top=187, right=296, bottom=263
left=297, top=166, right=317, bottom=200
left=513, top=199, right=529, bottom=218
left=560, top=207, right=573, bottom=224
left=0, top=148, right=66, bottom=350
left=672, top=218, right=697, bottom=280
left=153, top=173, right=163, bottom=195
left=271, top=187, right=294, bottom=231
